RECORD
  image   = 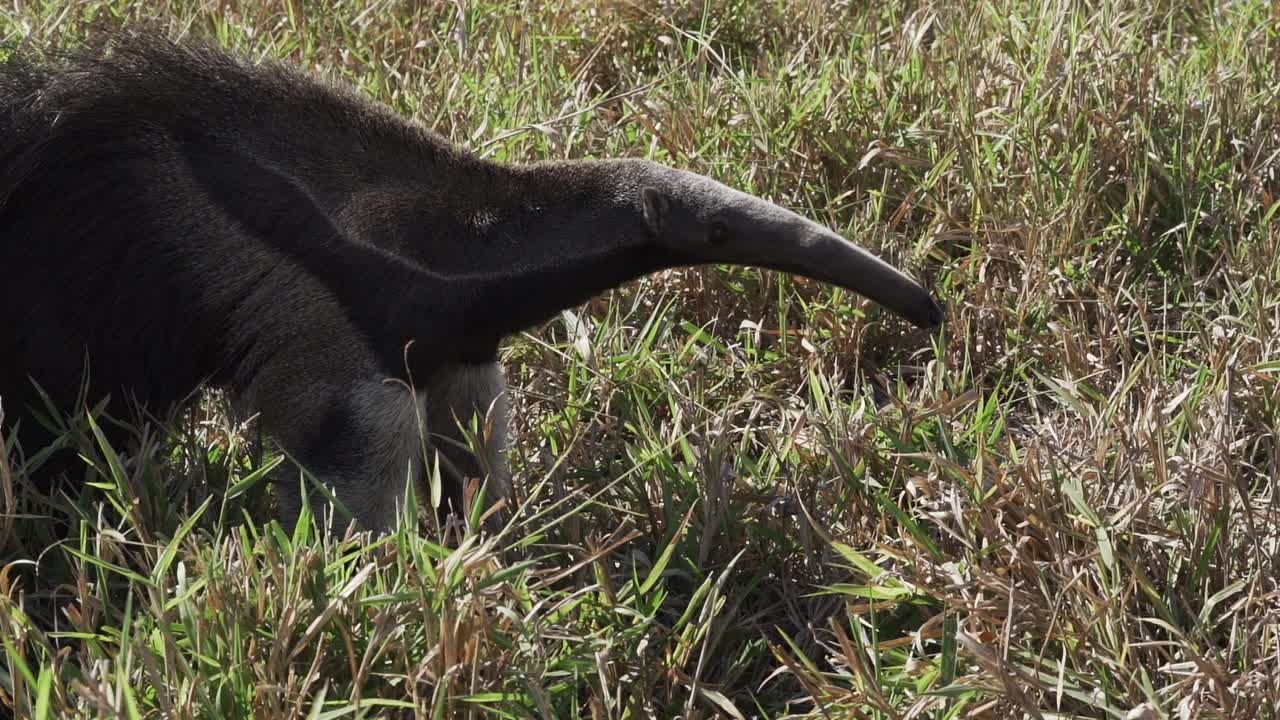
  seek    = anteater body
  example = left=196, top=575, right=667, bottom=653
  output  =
left=0, top=35, right=942, bottom=533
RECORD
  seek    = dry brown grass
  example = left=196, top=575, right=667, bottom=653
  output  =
left=1, top=1, right=1278, bottom=717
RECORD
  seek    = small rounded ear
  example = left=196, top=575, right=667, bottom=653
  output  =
left=641, top=186, right=669, bottom=234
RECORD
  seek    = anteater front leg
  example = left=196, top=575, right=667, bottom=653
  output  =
left=425, top=362, right=511, bottom=526
left=250, top=366, right=428, bottom=536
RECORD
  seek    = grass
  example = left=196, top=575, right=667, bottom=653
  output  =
left=1, top=0, right=1277, bottom=717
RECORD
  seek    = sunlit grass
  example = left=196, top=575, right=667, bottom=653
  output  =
left=2, top=1, right=1278, bottom=717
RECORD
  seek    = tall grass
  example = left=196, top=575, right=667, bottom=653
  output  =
left=1, top=1, right=1277, bottom=717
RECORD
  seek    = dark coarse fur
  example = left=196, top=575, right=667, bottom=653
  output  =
left=1, top=35, right=527, bottom=524
left=2, top=33, right=515, bottom=396
left=1, top=32, right=942, bottom=534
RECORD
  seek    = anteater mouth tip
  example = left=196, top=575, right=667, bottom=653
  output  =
left=912, top=295, right=945, bottom=329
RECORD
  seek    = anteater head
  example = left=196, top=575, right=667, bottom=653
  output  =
left=632, top=161, right=944, bottom=329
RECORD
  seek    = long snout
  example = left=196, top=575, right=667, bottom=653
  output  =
left=723, top=211, right=943, bottom=329
left=774, top=229, right=943, bottom=328
left=662, top=167, right=944, bottom=328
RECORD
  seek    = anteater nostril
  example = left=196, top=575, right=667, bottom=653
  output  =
left=921, top=296, right=945, bottom=328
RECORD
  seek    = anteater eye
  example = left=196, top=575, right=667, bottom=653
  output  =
left=709, top=222, right=729, bottom=245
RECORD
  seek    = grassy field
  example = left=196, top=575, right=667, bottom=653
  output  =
left=1, top=1, right=1278, bottom=717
